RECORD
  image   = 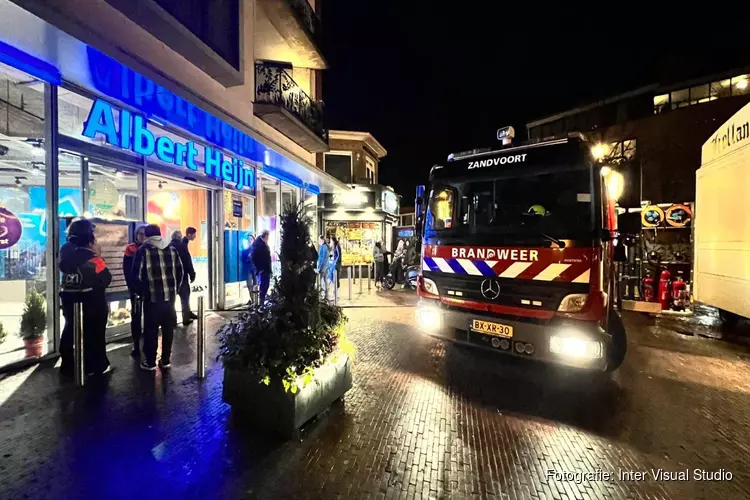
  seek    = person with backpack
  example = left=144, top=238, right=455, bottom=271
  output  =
left=251, top=230, right=272, bottom=304
left=59, top=217, right=112, bottom=376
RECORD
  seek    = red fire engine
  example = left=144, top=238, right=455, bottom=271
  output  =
left=413, top=129, right=627, bottom=372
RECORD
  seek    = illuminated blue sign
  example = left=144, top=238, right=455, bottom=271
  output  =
left=82, top=99, right=255, bottom=191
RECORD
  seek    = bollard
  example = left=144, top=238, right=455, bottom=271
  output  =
left=348, top=267, right=352, bottom=300
left=334, top=270, right=339, bottom=305
left=197, top=296, right=205, bottom=379
left=73, top=302, right=85, bottom=387
left=359, top=264, right=363, bottom=294
left=367, top=264, right=371, bottom=292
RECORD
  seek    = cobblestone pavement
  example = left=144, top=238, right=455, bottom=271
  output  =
left=1, top=294, right=749, bottom=500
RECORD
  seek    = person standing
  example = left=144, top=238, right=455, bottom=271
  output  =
left=59, top=217, right=112, bottom=376
left=328, top=236, right=341, bottom=297
left=244, top=234, right=256, bottom=304
left=133, top=224, right=184, bottom=371
left=373, top=241, right=384, bottom=289
left=171, top=227, right=196, bottom=324
left=123, top=223, right=147, bottom=357
left=332, top=236, right=342, bottom=289
left=316, top=236, right=330, bottom=299
left=251, top=230, right=272, bottom=304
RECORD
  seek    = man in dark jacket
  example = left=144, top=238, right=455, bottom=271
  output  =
left=250, top=229, right=272, bottom=304
left=123, top=223, right=146, bottom=357
left=132, top=224, right=185, bottom=371
left=171, top=228, right=196, bottom=324
left=59, top=217, right=112, bottom=376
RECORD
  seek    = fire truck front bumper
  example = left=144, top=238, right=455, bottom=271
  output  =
left=416, top=299, right=609, bottom=371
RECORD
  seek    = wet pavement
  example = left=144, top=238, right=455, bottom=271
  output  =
left=1, top=293, right=749, bottom=499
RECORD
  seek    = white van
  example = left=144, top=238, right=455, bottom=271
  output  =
left=695, top=101, right=750, bottom=328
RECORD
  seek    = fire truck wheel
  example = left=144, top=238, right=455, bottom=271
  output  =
left=718, top=309, right=741, bottom=331
left=606, top=311, right=627, bottom=372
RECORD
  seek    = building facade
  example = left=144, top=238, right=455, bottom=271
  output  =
left=0, top=0, right=349, bottom=369
left=526, top=69, right=750, bottom=205
left=315, top=131, right=401, bottom=264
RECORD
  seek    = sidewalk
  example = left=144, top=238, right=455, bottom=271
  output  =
left=325, top=278, right=418, bottom=308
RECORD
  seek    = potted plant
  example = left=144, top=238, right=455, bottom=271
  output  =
left=217, top=204, right=353, bottom=438
left=19, top=291, right=47, bottom=358
left=0, top=321, right=7, bottom=346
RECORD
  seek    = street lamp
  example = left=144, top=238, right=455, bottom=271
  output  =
left=591, top=143, right=609, bottom=160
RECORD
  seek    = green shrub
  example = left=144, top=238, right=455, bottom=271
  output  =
left=0, top=321, right=6, bottom=344
left=217, top=203, right=350, bottom=392
left=19, top=291, right=46, bottom=340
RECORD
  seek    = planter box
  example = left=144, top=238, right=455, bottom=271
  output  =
left=223, top=355, right=353, bottom=438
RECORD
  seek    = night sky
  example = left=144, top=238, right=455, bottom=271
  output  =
left=321, top=6, right=747, bottom=205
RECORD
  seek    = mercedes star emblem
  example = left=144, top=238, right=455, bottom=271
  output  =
left=480, top=278, right=501, bottom=300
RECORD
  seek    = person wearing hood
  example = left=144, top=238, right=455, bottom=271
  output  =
left=123, top=223, right=146, bottom=357
left=59, top=217, right=112, bottom=377
left=132, top=224, right=185, bottom=371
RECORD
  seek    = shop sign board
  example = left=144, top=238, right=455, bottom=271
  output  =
left=382, top=190, right=399, bottom=216
left=326, top=191, right=376, bottom=209
left=82, top=99, right=255, bottom=191
left=0, top=207, right=23, bottom=250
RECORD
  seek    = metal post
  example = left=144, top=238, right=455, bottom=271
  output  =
left=334, top=270, right=339, bottom=305
left=348, top=267, right=352, bottom=300
left=197, top=296, right=205, bottom=379
left=73, top=302, right=85, bottom=387
left=359, top=264, right=363, bottom=294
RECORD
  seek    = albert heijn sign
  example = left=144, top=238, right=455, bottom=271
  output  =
left=82, top=99, right=255, bottom=191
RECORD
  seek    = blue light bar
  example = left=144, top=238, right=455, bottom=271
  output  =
left=0, top=40, right=61, bottom=85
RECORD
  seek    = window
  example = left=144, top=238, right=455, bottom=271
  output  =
left=426, top=188, right=454, bottom=230
left=690, top=84, right=710, bottom=105
left=710, top=79, right=731, bottom=100
left=365, top=156, right=376, bottom=185
left=324, top=153, right=352, bottom=184
left=153, top=0, right=240, bottom=70
left=0, top=63, right=51, bottom=367
left=732, top=75, right=750, bottom=96
left=670, top=88, right=689, bottom=109
left=653, top=94, right=669, bottom=114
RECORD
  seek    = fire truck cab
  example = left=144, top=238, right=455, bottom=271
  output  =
left=414, top=129, right=627, bottom=372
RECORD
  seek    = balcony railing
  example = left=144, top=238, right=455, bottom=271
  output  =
left=255, top=62, right=327, bottom=143
left=286, top=0, right=321, bottom=40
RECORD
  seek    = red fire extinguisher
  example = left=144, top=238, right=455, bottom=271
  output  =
left=642, top=273, right=656, bottom=302
left=658, top=268, right=671, bottom=310
left=671, top=273, right=687, bottom=311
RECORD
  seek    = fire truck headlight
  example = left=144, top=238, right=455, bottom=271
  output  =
left=557, top=294, right=588, bottom=313
left=417, top=305, right=441, bottom=331
left=421, top=277, right=439, bottom=296
left=550, top=334, right=603, bottom=359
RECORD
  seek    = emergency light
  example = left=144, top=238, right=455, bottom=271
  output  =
left=497, top=126, right=515, bottom=145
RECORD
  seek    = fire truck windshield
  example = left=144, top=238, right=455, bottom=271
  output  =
left=426, top=167, right=596, bottom=242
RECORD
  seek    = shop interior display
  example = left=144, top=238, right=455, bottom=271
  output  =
left=325, top=221, right=381, bottom=266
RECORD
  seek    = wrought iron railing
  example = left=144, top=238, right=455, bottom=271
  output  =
left=255, top=62, right=327, bottom=143
left=286, top=0, right=321, bottom=39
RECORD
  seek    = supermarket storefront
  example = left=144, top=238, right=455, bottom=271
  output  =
left=0, top=8, right=333, bottom=368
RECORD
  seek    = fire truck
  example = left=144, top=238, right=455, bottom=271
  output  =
left=413, top=128, right=627, bottom=372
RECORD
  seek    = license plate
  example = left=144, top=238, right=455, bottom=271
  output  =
left=470, top=319, right=513, bottom=338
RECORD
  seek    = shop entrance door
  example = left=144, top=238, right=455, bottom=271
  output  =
left=146, top=174, right=213, bottom=320
left=223, top=191, right=255, bottom=308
